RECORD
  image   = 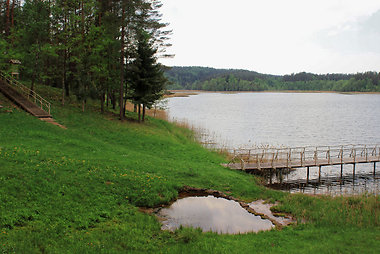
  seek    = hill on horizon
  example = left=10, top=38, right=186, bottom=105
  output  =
left=164, top=66, right=379, bottom=92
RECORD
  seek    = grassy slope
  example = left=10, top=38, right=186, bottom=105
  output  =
left=0, top=87, right=379, bottom=253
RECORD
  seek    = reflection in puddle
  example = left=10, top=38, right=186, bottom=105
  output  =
left=157, top=196, right=274, bottom=234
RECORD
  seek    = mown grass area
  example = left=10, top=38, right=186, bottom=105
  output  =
left=0, top=85, right=379, bottom=253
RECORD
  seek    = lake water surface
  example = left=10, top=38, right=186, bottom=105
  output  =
left=167, top=92, right=380, bottom=195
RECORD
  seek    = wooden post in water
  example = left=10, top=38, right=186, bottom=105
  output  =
left=318, top=166, right=322, bottom=183
left=353, top=163, right=356, bottom=183
left=306, top=166, right=310, bottom=184
left=269, top=168, right=273, bottom=185
left=374, top=162, right=376, bottom=177
left=340, top=164, right=343, bottom=179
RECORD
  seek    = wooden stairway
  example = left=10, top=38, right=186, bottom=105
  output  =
left=0, top=79, right=51, bottom=118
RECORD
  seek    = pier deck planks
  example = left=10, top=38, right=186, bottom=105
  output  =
left=226, top=156, right=380, bottom=171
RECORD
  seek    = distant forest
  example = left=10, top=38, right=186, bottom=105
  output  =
left=165, top=67, right=380, bottom=92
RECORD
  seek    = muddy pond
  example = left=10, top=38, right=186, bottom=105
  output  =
left=156, top=195, right=293, bottom=234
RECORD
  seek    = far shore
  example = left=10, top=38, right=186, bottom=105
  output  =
left=166, top=89, right=380, bottom=97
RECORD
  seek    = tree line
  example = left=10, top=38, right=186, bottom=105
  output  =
left=166, top=67, right=380, bottom=92
left=0, top=0, right=171, bottom=122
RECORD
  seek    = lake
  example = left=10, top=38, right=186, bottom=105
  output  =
left=166, top=92, right=380, bottom=195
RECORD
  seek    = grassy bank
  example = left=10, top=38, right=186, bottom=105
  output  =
left=0, top=86, right=379, bottom=253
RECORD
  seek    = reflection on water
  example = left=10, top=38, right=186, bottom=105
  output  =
left=167, top=92, right=380, bottom=195
left=267, top=164, right=379, bottom=196
left=157, top=196, right=274, bottom=234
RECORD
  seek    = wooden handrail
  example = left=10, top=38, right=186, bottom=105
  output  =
left=230, top=144, right=380, bottom=166
left=0, top=71, right=51, bottom=115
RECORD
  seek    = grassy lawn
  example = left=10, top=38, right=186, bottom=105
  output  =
left=0, top=86, right=379, bottom=253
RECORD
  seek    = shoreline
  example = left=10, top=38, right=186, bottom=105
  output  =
left=167, top=89, right=380, bottom=97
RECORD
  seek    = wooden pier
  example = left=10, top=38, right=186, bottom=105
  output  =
left=225, top=145, right=380, bottom=178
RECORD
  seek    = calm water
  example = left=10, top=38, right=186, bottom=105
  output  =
left=157, top=196, right=274, bottom=234
left=167, top=92, right=380, bottom=195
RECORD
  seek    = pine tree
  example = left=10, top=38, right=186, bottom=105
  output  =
left=129, top=30, right=167, bottom=122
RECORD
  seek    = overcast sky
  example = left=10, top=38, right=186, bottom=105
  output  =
left=159, top=0, right=380, bottom=75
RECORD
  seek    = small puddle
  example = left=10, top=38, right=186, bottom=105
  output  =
left=249, top=200, right=294, bottom=226
left=157, top=196, right=274, bottom=234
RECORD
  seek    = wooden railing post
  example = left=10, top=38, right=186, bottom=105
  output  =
left=286, top=152, right=289, bottom=168
left=326, top=147, right=331, bottom=164
left=257, top=155, right=261, bottom=170
left=303, top=148, right=306, bottom=164
left=240, top=158, right=245, bottom=171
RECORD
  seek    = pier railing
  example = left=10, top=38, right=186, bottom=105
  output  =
left=228, top=144, right=380, bottom=170
left=0, top=71, right=51, bottom=115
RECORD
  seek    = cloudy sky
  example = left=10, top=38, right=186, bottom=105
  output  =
left=159, top=0, right=380, bottom=75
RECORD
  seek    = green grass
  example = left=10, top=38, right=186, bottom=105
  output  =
left=0, top=85, right=379, bottom=253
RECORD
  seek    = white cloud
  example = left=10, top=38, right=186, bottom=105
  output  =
left=159, top=0, right=380, bottom=74
left=318, top=10, right=380, bottom=54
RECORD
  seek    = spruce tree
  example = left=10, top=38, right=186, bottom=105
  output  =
left=129, top=30, right=167, bottom=122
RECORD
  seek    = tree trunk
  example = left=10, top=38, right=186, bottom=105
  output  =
left=119, top=4, right=125, bottom=120
left=81, top=1, right=85, bottom=37
left=82, top=100, right=85, bottom=112
left=123, top=95, right=127, bottom=117
left=61, top=76, right=65, bottom=106
left=5, top=0, right=10, bottom=36
left=62, top=8, right=67, bottom=105
left=142, top=104, right=146, bottom=122
left=30, top=50, right=39, bottom=93
left=138, top=104, right=141, bottom=122
left=111, top=91, right=116, bottom=110
left=134, top=103, right=137, bottom=112
left=106, top=90, right=109, bottom=109
left=100, top=92, right=105, bottom=113
left=11, top=0, right=14, bottom=29
left=65, top=79, right=70, bottom=97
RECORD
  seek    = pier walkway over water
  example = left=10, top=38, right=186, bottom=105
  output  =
left=225, top=145, right=380, bottom=179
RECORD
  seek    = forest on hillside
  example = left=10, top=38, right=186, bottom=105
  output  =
left=165, top=66, right=380, bottom=92
left=0, top=0, right=170, bottom=121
